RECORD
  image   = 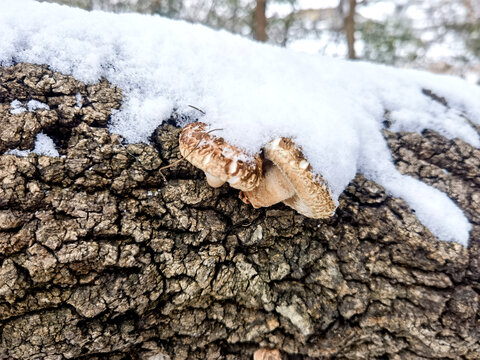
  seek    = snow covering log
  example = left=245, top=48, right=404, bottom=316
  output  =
left=1, top=63, right=480, bottom=360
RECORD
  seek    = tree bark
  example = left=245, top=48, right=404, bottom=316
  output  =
left=343, top=0, right=357, bottom=59
left=1, top=63, right=480, bottom=360
left=254, top=0, right=268, bottom=42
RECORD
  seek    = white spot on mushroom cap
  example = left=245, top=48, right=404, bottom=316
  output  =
left=299, top=160, right=309, bottom=169
left=228, top=176, right=240, bottom=185
left=268, top=138, right=282, bottom=149
left=203, top=153, right=212, bottom=164
left=228, top=161, right=238, bottom=174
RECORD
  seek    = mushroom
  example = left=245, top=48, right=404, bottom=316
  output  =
left=240, top=137, right=336, bottom=219
left=179, top=122, right=262, bottom=191
left=253, top=348, right=282, bottom=360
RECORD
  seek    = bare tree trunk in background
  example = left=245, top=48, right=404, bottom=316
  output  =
left=254, top=0, right=268, bottom=42
left=150, top=0, right=161, bottom=14
left=280, top=12, right=295, bottom=47
left=344, top=0, right=357, bottom=59
left=462, top=0, right=477, bottom=22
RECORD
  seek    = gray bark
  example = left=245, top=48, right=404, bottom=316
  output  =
left=0, top=63, right=480, bottom=360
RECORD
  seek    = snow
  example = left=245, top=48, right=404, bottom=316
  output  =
left=9, top=99, right=27, bottom=114
left=9, top=99, right=49, bottom=114
left=7, top=132, right=59, bottom=157
left=27, top=99, right=50, bottom=111
left=267, top=0, right=340, bottom=18
left=7, top=98, right=55, bottom=156
left=289, top=35, right=348, bottom=57
left=6, top=148, right=31, bottom=157
left=1, top=0, right=479, bottom=246
left=297, top=0, right=340, bottom=10
left=357, top=1, right=396, bottom=22
left=75, top=92, right=83, bottom=108
left=33, top=133, right=60, bottom=157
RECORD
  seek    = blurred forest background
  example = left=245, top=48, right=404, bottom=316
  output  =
left=39, top=0, right=480, bottom=83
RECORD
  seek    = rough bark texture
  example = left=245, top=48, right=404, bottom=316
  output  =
left=1, top=63, right=480, bottom=360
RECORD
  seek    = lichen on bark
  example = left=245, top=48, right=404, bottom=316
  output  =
left=0, top=63, right=480, bottom=359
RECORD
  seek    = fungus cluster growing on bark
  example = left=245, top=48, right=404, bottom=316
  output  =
left=179, top=122, right=336, bottom=218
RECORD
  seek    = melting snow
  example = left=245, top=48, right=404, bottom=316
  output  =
left=1, top=0, right=479, bottom=245
left=33, top=133, right=59, bottom=157
left=9, top=99, right=27, bottom=114
left=27, top=99, right=50, bottom=111
left=7, top=132, right=59, bottom=157
left=6, top=148, right=31, bottom=157
left=75, top=92, right=83, bottom=108
left=9, top=99, right=49, bottom=113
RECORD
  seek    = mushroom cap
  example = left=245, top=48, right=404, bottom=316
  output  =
left=263, top=137, right=336, bottom=219
left=179, top=122, right=262, bottom=191
left=253, top=348, right=282, bottom=360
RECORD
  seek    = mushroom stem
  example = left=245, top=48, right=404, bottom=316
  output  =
left=205, top=172, right=226, bottom=188
left=239, top=162, right=295, bottom=208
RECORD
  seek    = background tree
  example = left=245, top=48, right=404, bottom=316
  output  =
left=341, top=0, right=357, bottom=59
left=254, top=0, right=268, bottom=41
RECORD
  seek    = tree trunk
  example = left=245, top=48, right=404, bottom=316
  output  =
left=1, top=63, right=480, bottom=360
left=344, top=0, right=357, bottom=59
left=254, top=0, right=268, bottom=42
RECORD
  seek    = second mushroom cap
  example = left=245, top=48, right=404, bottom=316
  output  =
left=240, top=137, right=336, bottom=219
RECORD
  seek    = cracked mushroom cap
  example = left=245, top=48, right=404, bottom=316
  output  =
left=179, top=122, right=262, bottom=191
left=241, top=137, right=336, bottom=219
left=265, top=138, right=336, bottom=218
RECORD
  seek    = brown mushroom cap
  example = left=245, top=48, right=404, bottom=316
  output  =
left=253, top=348, right=282, bottom=360
left=179, top=122, right=262, bottom=191
left=241, top=137, right=336, bottom=219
